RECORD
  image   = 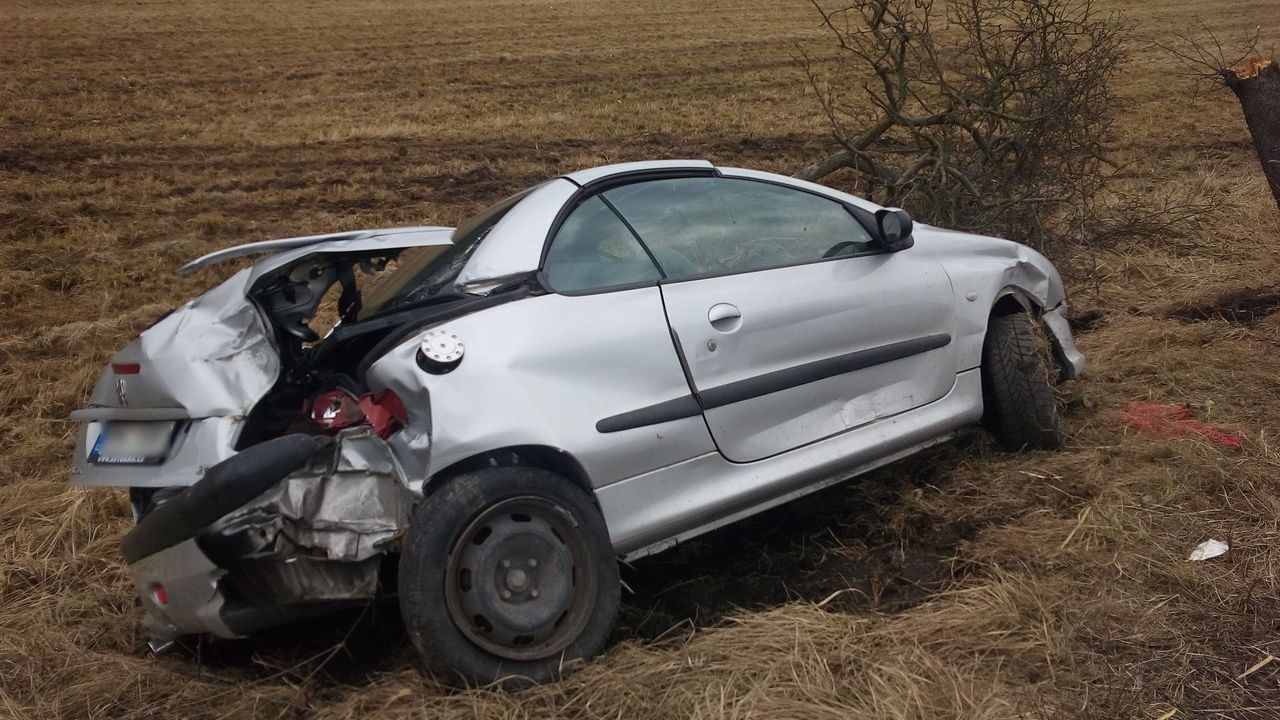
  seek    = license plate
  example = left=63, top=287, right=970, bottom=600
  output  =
left=88, top=422, right=177, bottom=465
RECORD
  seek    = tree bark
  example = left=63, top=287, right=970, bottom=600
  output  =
left=1223, top=55, right=1280, bottom=211
left=797, top=149, right=856, bottom=182
left=797, top=148, right=889, bottom=183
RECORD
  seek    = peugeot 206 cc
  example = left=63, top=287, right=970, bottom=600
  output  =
left=70, top=160, right=1085, bottom=685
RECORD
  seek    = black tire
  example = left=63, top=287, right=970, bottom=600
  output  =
left=981, top=312, right=1064, bottom=450
left=398, top=466, right=620, bottom=687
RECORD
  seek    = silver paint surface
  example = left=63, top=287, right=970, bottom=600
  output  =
left=84, top=267, right=278, bottom=418
left=365, top=286, right=716, bottom=487
left=659, top=250, right=957, bottom=462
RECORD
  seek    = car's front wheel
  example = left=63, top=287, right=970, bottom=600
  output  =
left=981, top=311, right=1064, bottom=450
left=398, top=466, right=620, bottom=687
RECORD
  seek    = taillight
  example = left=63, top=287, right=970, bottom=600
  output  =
left=112, top=363, right=141, bottom=375
left=309, top=389, right=366, bottom=430
left=149, top=583, right=168, bottom=607
left=306, top=388, right=407, bottom=439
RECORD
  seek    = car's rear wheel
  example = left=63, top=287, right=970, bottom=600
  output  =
left=981, top=311, right=1064, bottom=450
left=398, top=466, right=619, bottom=687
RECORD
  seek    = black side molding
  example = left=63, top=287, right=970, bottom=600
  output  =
left=121, top=434, right=328, bottom=564
left=595, top=395, right=703, bottom=433
left=595, top=333, right=951, bottom=433
left=700, top=333, right=951, bottom=409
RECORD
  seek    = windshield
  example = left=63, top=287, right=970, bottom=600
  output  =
left=359, top=187, right=535, bottom=318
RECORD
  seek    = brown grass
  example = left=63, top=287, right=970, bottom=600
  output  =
left=4, top=0, right=1280, bottom=717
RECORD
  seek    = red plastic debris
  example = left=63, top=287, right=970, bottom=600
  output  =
left=1120, top=402, right=1241, bottom=448
left=357, top=390, right=408, bottom=439
left=305, top=388, right=407, bottom=439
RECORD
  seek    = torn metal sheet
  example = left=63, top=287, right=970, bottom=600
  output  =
left=228, top=556, right=382, bottom=604
left=215, top=428, right=414, bottom=563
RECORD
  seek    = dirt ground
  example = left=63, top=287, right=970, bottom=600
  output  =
left=4, top=0, right=1280, bottom=717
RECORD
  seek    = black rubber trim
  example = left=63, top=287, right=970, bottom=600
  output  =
left=595, top=395, right=703, bottom=433
left=571, top=166, right=719, bottom=194
left=595, top=333, right=952, bottom=433
left=121, top=434, right=328, bottom=564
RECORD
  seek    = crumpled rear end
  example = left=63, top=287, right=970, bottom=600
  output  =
left=127, top=428, right=415, bottom=647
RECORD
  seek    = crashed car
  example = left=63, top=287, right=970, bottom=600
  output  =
left=70, top=160, right=1084, bottom=685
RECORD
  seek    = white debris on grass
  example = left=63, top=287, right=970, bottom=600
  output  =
left=1188, top=538, right=1229, bottom=561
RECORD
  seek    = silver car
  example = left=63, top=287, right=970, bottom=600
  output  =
left=69, top=160, right=1084, bottom=685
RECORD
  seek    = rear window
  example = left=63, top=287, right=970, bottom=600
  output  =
left=359, top=187, right=535, bottom=318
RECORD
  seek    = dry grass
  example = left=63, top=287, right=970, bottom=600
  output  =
left=4, top=0, right=1280, bottom=717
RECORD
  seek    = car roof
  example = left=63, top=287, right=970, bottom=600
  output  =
left=457, top=161, right=885, bottom=290
left=175, top=161, right=883, bottom=296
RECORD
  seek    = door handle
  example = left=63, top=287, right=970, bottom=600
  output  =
left=707, top=303, right=742, bottom=332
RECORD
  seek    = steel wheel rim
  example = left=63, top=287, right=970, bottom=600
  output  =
left=444, top=495, right=597, bottom=661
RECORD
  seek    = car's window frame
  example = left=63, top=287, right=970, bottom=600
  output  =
left=540, top=194, right=665, bottom=295
left=537, top=173, right=891, bottom=296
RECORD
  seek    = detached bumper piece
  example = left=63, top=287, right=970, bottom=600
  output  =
left=1042, top=303, right=1087, bottom=381
left=122, top=429, right=414, bottom=648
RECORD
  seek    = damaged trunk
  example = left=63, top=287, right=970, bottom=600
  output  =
left=1223, top=54, right=1280, bottom=211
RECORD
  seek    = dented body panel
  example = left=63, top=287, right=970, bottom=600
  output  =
left=69, top=160, right=1084, bottom=645
left=364, top=287, right=716, bottom=491
left=910, top=224, right=1085, bottom=380
left=82, top=268, right=278, bottom=419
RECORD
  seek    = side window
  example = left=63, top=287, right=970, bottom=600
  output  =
left=543, top=196, right=662, bottom=293
left=603, top=177, right=876, bottom=279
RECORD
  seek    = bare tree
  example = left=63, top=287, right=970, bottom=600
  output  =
left=798, top=0, right=1125, bottom=248
left=1164, top=26, right=1280, bottom=211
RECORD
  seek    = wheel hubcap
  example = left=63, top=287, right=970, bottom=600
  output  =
left=445, top=496, right=596, bottom=660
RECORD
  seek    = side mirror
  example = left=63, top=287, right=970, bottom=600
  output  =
left=875, top=208, right=914, bottom=251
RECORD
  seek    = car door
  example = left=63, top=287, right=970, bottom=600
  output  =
left=602, top=176, right=958, bottom=463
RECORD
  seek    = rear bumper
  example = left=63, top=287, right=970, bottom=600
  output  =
left=120, top=429, right=415, bottom=646
left=130, top=538, right=236, bottom=645
left=131, top=538, right=381, bottom=647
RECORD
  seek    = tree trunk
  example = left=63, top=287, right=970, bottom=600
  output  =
left=1223, top=55, right=1280, bottom=211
